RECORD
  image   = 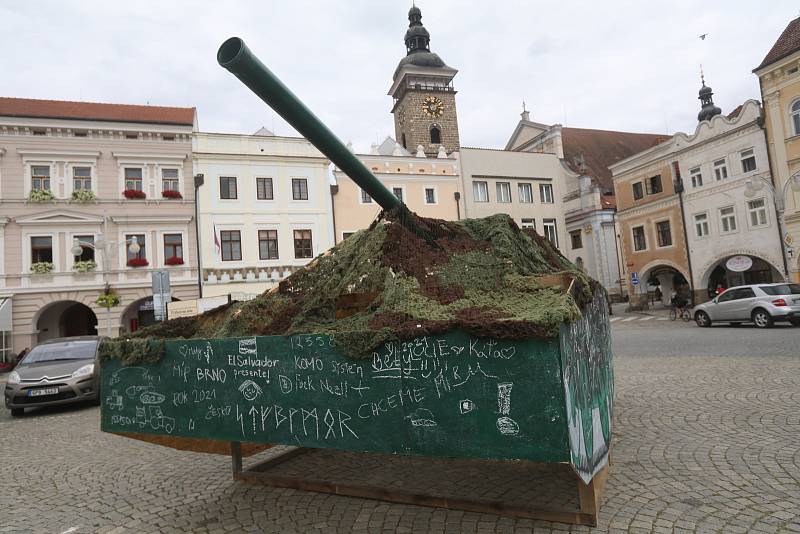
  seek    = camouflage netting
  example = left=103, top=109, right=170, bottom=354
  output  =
left=101, top=210, right=599, bottom=362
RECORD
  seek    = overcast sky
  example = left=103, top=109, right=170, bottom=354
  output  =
left=1, top=1, right=798, bottom=151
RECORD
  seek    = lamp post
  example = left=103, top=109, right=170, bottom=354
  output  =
left=71, top=235, right=141, bottom=336
left=743, top=171, right=800, bottom=281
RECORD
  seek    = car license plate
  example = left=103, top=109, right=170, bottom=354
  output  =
left=28, top=387, right=59, bottom=397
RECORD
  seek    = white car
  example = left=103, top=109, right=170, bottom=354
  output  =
left=693, top=283, right=800, bottom=328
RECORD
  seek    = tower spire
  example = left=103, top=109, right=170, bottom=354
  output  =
left=697, top=67, right=721, bottom=122
left=405, top=4, right=430, bottom=54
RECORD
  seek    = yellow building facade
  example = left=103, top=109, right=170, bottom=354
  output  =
left=755, top=17, right=800, bottom=281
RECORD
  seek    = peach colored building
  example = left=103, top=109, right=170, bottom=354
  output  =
left=331, top=138, right=461, bottom=242
left=0, top=98, right=199, bottom=359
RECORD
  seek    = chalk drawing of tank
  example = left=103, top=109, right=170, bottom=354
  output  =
left=105, top=390, right=123, bottom=411
left=148, top=406, right=175, bottom=433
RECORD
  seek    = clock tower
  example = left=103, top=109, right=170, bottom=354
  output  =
left=389, top=5, right=460, bottom=157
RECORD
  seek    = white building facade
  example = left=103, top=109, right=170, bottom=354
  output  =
left=194, top=130, right=333, bottom=299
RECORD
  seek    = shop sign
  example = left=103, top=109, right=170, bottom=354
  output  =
left=726, top=255, right=753, bottom=272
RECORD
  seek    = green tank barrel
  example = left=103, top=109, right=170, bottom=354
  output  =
left=217, top=37, right=404, bottom=213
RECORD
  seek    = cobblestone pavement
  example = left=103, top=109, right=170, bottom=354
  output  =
left=1, top=323, right=798, bottom=533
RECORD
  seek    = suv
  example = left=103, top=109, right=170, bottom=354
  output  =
left=693, top=283, right=800, bottom=328
left=4, top=336, right=103, bottom=416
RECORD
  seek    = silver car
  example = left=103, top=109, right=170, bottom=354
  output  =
left=4, top=336, right=102, bottom=417
left=693, top=283, right=800, bottom=328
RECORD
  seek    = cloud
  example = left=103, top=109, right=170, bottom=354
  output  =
left=1, top=0, right=797, bottom=151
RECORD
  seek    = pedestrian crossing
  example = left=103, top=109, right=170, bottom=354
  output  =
left=609, top=316, right=670, bottom=323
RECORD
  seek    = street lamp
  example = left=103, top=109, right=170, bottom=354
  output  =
left=70, top=235, right=141, bottom=336
left=743, top=172, right=800, bottom=281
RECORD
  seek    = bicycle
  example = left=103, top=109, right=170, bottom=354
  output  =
left=669, top=302, right=691, bottom=322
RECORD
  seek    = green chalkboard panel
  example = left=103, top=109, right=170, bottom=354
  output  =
left=101, top=331, right=570, bottom=463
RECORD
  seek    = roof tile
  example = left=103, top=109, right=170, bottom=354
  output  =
left=755, top=17, right=800, bottom=71
left=0, top=97, right=195, bottom=126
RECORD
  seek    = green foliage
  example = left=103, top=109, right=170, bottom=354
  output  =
left=98, top=338, right=164, bottom=366
left=28, top=189, right=55, bottom=202
left=71, top=189, right=97, bottom=202
left=103, top=213, right=595, bottom=363
left=73, top=260, right=97, bottom=273
left=96, top=292, right=120, bottom=308
left=30, top=262, right=54, bottom=274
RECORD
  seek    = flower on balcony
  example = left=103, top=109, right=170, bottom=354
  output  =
left=30, top=261, right=54, bottom=274
left=123, top=189, right=147, bottom=199
left=161, top=189, right=183, bottom=199
left=71, top=189, right=97, bottom=203
left=96, top=284, right=121, bottom=308
left=73, top=260, right=97, bottom=273
left=165, top=255, right=184, bottom=266
left=127, top=257, right=149, bottom=267
left=28, top=189, right=55, bottom=202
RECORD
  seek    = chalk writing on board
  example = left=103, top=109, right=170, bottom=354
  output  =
left=140, top=391, right=165, bottom=405
left=496, top=382, right=519, bottom=436
left=238, top=337, right=257, bottom=354
left=459, top=399, right=475, bottom=414
left=105, top=390, right=123, bottom=411
left=406, top=407, right=437, bottom=427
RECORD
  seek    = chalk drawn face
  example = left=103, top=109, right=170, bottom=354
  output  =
left=238, top=379, right=262, bottom=401
left=406, top=408, right=437, bottom=427
left=239, top=337, right=257, bottom=355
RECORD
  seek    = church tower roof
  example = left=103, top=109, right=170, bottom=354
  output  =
left=697, top=68, right=722, bottom=122
left=393, top=5, right=451, bottom=79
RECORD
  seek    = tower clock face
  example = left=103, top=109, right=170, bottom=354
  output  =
left=422, top=95, right=444, bottom=118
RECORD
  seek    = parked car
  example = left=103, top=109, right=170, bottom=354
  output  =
left=4, top=336, right=103, bottom=417
left=693, top=283, right=800, bottom=328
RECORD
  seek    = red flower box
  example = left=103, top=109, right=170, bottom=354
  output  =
left=161, top=190, right=183, bottom=199
left=127, top=258, right=149, bottom=267
left=165, top=256, right=184, bottom=266
left=123, top=189, right=146, bottom=199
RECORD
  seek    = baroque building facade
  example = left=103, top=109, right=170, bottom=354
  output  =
left=0, top=98, right=200, bottom=359
left=755, top=16, right=800, bottom=282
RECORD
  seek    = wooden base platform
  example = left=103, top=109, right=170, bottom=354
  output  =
left=229, top=442, right=609, bottom=527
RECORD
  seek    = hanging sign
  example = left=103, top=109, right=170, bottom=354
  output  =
left=726, top=255, right=753, bottom=272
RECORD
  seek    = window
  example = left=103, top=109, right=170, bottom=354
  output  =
left=473, top=181, right=489, bottom=202
left=0, top=332, right=10, bottom=365
left=124, top=168, right=143, bottom=191
left=645, top=175, right=663, bottom=195
left=521, top=218, right=535, bottom=229
left=719, top=206, right=737, bottom=233
left=713, top=159, right=728, bottom=181
left=656, top=220, right=672, bottom=247
left=360, top=189, right=373, bottom=203
left=256, top=177, right=274, bottom=200
left=74, top=235, right=95, bottom=262
left=792, top=100, right=800, bottom=136
left=162, top=169, right=179, bottom=192
left=219, top=176, right=237, bottom=199
left=496, top=182, right=512, bottom=203
left=717, top=290, right=736, bottom=303
left=31, top=236, right=53, bottom=263
left=392, top=187, right=404, bottom=202
left=220, top=230, right=242, bottom=261
left=126, top=234, right=146, bottom=261
left=342, top=232, right=355, bottom=240
left=690, top=167, right=703, bottom=188
left=518, top=183, right=533, bottom=203
left=430, top=126, right=441, bottom=144
left=425, top=187, right=436, bottom=204
left=747, top=198, right=768, bottom=227
left=73, top=167, right=92, bottom=191
left=740, top=149, right=756, bottom=173
left=539, top=183, right=554, bottom=203
left=125, top=133, right=138, bottom=140
left=632, top=182, right=644, bottom=200
left=163, top=234, right=183, bottom=261
left=570, top=230, right=583, bottom=250
left=33, top=129, right=46, bottom=136
left=32, top=165, right=50, bottom=191
left=732, top=287, right=756, bottom=300
left=293, top=230, right=313, bottom=259
left=543, top=219, right=558, bottom=246
left=258, top=230, right=279, bottom=260
left=694, top=213, right=709, bottom=237
left=632, top=226, right=646, bottom=251
left=292, top=178, right=309, bottom=200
